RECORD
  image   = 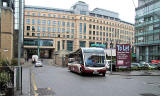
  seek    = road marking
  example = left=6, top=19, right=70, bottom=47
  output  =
left=32, top=72, right=39, bottom=96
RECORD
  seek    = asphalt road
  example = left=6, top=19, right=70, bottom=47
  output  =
left=31, top=64, right=160, bottom=96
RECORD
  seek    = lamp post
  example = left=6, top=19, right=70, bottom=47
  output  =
left=37, top=36, right=40, bottom=58
left=110, top=40, right=113, bottom=74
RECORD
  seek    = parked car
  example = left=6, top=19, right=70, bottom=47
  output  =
left=35, top=61, right=43, bottom=67
left=131, top=63, right=141, bottom=70
left=148, top=63, right=158, bottom=69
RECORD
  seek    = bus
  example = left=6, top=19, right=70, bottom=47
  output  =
left=67, top=47, right=107, bottom=76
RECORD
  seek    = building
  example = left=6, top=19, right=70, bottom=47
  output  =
left=24, top=1, right=135, bottom=58
left=0, top=0, right=14, bottom=60
left=135, top=0, right=160, bottom=62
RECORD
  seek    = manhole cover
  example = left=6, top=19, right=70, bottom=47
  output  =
left=140, top=93, right=158, bottom=96
left=36, top=88, right=55, bottom=96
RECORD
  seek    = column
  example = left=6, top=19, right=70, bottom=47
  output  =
left=136, top=46, right=139, bottom=62
left=145, top=46, right=149, bottom=62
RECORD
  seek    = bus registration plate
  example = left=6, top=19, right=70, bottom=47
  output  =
left=93, top=71, right=99, bottom=74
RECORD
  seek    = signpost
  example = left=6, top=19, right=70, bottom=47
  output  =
left=116, top=44, right=131, bottom=68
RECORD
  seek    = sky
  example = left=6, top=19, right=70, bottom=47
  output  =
left=25, top=0, right=138, bottom=24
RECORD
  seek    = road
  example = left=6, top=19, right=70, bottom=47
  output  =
left=29, top=62, right=160, bottom=96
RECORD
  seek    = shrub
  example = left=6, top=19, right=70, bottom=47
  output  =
left=11, top=58, right=18, bottom=66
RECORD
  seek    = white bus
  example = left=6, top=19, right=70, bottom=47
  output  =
left=67, top=47, right=107, bottom=76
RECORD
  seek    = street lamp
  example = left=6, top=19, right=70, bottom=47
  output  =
left=37, top=36, right=40, bottom=58
left=110, top=40, right=113, bottom=74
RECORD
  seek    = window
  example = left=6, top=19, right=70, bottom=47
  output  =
left=103, top=26, right=105, bottom=31
left=42, top=27, right=45, bottom=32
left=58, top=21, right=61, bottom=26
left=100, top=32, right=102, bottom=36
left=97, top=37, right=99, bottom=40
left=62, top=40, right=65, bottom=49
left=63, top=16, right=65, bottom=18
left=93, top=37, right=95, bottom=40
left=71, top=29, right=74, bottom=34
left=58, top=34, right=60, bottom=38
left=48, top=27, right=51, bottom=32
left=80, top=41, right=86, bottom=47
left=57, top=41, right=60, bottom=51
left=100, top=26, right=102, bottom=30
left=42, top=33, right=46, bottom=37
left=38, top=12, right=40, bottom=16
left=26, top=19, right=30, bottom=24
left=53, top=27, right=56, bottom=32
left=37, top=19, right=41, bottom=24
left=103, top=32, right=105, bottom=36
left=67, top=35, right=70, bottom=38
left=84, top=36, right=86, bottom=39
left=106, top=33, right=108, bottom=36
left=79, top=35, right=82, bottom=39
left=89, top=36, right=91, bottom=39
left=67, top=28, right=70, bottom=33
left=67, top=41, right=73, bottom=51
left=72, top=17, right=74, bottom=20
left=48, top=14, right=51, bottom=17
left=97, top=31, right=99, bottom=35
left=48, top=20, right=51, bottom=25
left=80, top=17, right=82, bottom=20
left=67, top=16, right=69, bottom=19
left=93, top=31, right=95, bottom=35
left=53, top=21, right=56, bottom=26
left=58, top=15, right=60, bottom=18
left=84, top=17, right=86, bottom=20
left=32, top=19, right=35, bottom=25
left=62, top=28, right=65, bottom=32
left=89, top=24, right=92, bottom=29
left=37, top=33, right=40, bottom=36
left=27, top=26, right=30, bottom=30
left=62, top=22, right=65, bottom=26
left=93, top=25, right=95, bottom=29
left=97, top=26, right=99, bottom=30
left=27, top=33, right=29, bottom=36
left=42, top=20, right=46, bottom=25
left=89, top=30, right=92, bottom=35
left=84, top=23, right=86, bottom=34
left=32, top=33, right=35, bottom=36
left=37, top=26, right=41, bottom=32
left=57, top=28, right=61, bottom=32
left=67, top=22, right=70, bottom=27
left=71, top=23, right=74, bottom=27
left=80, top=23, right=82, bottom=34
left=32, top=13, right=36, bottom=16
left=48, top=33, right=50, bottom=37
left=32, top=26, right=35, bottom=31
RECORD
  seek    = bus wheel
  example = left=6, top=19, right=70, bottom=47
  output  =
left=102, top=73, right=106, bottom=76
left=80, top=68, right=84, bottom=75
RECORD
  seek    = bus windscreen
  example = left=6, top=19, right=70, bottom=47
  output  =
left=84, top=53, right=105, bottom=67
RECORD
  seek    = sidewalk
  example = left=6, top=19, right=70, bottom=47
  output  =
left=109, top=70, right=160, bottom=76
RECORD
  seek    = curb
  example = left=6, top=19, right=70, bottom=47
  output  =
left=110, top=73, right=160, bottom=76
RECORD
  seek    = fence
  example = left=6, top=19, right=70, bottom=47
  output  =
left=0, top=66, right=22, bottom=96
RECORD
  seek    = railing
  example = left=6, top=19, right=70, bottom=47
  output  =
left=0, top=66, right=22, bottom=96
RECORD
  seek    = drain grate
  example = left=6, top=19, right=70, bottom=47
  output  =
left=140, top=93, right=158, bottom=96
left=36, top=88, right=55, bottom=96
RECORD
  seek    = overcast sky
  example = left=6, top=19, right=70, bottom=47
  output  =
left=25, top=0, right=138, bottom=24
